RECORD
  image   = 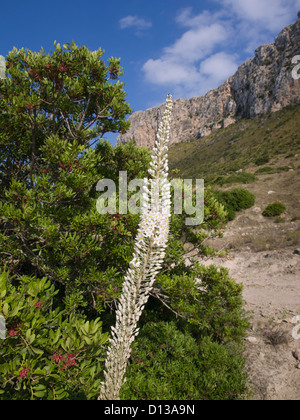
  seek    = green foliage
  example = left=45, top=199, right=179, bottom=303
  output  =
left=255, top=166, right=275, bottom=174
left=254, top=153, right=270, bottom=166
left=1, top=42, right=131, bottom=157
left=212, top=188, right=255, bottom=221
left=165, top=186, right=228, bottom=259
left=96, top=140, right=152, bottom=182
left=0, top=43, right=135, bottom=314
left=155, top=263, right=249, bottom=343
left=0, top=43, right=250, bottom=400
left=169, top=104, right=300, bottom=181
left=255, top=166, right=292, bottom=175
left=263, top=201, right=286, bottom=217
left=123, top=261, right=250, bottom=400
left=121, top=322, right=248, bottom=400
left=217, top=172, right=257, bottom=186
left=0, top=270, right=108, bottom=400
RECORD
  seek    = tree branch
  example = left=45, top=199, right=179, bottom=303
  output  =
left=77, top=93, right=91, bottom=131
left=150, top=288, right=188, bottom=320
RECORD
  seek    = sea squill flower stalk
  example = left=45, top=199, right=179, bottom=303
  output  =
left=99, top=94, right=173, bottom=400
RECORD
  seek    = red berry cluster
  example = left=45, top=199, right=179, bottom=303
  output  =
left=109, top=67, right=118, bottom=80
left=8, top=322, right=21, bottom=337
left=19, top=367, right=30, bottom=379
left=29, top=69, right=39, bottom=81
left=58, top=160, right=78, bottom=172
left=52, top=350, right=78, bottom=370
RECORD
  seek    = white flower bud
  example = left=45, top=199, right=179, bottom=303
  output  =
left=99, top=94, right=173, bottom=401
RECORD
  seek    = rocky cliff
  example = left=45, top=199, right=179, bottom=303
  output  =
left=117, top=15, right=300, bottom=148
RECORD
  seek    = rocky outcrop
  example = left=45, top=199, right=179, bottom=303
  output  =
left=118, top=15, right=300, bottom=148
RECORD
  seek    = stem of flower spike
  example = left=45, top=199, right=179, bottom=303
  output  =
left=99, top=94, right=173, bottom=400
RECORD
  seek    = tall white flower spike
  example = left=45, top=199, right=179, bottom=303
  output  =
left=99, top=94, right=173, bottom=400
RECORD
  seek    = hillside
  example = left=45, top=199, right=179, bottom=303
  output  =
left=176, top=104, right=300, bottom=400
left=197, top=160, right=300, bottom=400
left=169, top=104, right=300, bottom=182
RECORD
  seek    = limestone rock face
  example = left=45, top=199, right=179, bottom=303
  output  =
left=118, top=17, right=300, bottom=149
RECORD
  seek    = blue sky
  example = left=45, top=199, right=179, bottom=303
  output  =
left=1, top=0, right=300, bottom=144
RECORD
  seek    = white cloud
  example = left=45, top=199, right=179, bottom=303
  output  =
left=219, top=0, right=300, bottom=32
left=143, top=58, right=194, bottom=86
left=175, top=7, right=231, bottom=29
left=217, top=0, right=300, bottom=53
left=200, top=52, right=239, bottom=81
left=176, top=8, right=218, bottom=28
left=142, top=1, right=300, bottom=98
left=142, top=12, right=235, bottom=98
left=119, top=15, right=152, bottom=31
left=164, top=23, right=229, bottom=63
left=143, top=51, right=239, bottom=99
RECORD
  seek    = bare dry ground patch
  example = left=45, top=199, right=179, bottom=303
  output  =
left=195, top=158, right=300, bottom=400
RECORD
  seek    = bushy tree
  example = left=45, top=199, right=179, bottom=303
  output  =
left=212, top=188, right=255, bottom=221
left=0, top=43, right=249, bottom=400
left=0, top=270, right=108, bottom=400
left=0, top=42, right=134, bottom=314
left=122, top=322, right=248, bottom=400
left=263, top=201, right=286, bottom=217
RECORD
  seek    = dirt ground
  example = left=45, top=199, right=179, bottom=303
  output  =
left=191, top=159, right=300, bottom=400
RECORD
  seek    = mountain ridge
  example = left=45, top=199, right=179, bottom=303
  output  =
left=117, top=15, right=300, bottom=148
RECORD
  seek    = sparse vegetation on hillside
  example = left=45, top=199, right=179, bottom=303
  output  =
left=212, top=189, right=256, bottom=221
left=169, top=105, right=300, bottom=183
left=217, top=173, right=257, bottom=187
left=263, top=201, right=287, bottom=218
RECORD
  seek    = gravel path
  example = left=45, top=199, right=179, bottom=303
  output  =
left=199, top=249, right=300, bottom=400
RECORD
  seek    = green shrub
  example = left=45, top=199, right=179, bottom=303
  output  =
left=255, top=166, right=275, bottom=174
left=121, top=322, right=248, bottom=400
left=218, top=173, right=256, bottom=186
left=275, top=217, right=285, bottom=223
left=212, top=189, right=255, bottom=221
left=226, top=189, right=255, bottom=212
left=212, top=190, right=235, bottom=220
left=263, top=201, right=286, bottom=217
left=155, top=263, right=250, bottom=343
left=254, top=154, right=270, bottom=166
left=278, top=166, right=290, bottom=172
left=0, top=270, right=109, bottom=400
left=119, top=261, right=250, bottom=400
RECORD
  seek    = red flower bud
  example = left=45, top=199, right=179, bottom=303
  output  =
left=9, top=329, right=18, bottom=337
left=19, top=368, right=29, bottom=379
